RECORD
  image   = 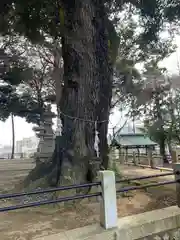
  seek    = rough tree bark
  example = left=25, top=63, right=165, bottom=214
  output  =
left=159, top=133, right=167, bottom=163
left=54, top=0, right=99, bottom=185
left=96, top=47, right=112, bottom=169
left=154, top=91, right=167, bottom=163
left=25, top=0, right=112, bottom=188
left=94, top=6, right=119, bottom=169
left=52, top=40, right=63, bottom=113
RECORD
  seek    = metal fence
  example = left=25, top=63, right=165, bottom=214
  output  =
left=0, top=171, right=178, bottom=213
left=0, top=182, right=101, bottom=212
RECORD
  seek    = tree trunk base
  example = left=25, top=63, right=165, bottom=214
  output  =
left=21, top=155, right=100, bottom=206
left=19, top=161, right=76, bottom=206
left=23, top=161, right=55, bottom=188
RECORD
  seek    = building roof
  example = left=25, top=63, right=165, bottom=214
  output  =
left=116, top=125, right=144, bottom=135
left=112, top=125, right=157, bottom=148
left=114, top=135, right=157, bottom=148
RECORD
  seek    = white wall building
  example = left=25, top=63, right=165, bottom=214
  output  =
left=0, top=145, right=12, bottom=158
left=15, top=136, right=39, bottom=157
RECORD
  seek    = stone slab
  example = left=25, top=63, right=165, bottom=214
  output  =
left=116, top=206, right=180, bottom=239
left=34, top=206, right=180, bottom=240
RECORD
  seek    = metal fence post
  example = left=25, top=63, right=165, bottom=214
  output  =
left=99, top=170, right=118, bottom=229
left=173, top=163, right=180, bottom=207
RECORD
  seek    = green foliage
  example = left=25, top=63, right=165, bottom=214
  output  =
left=0, top=83, right=13, bottom=120
left=0, top=0, right=180, bottom=134
left=0, top=41, right=33, bottom=85
left=0, top=50, right=36, bottom=122
left=111, top=4, right=176, bottom=119
left=138, top=58, right=180, bottom=157
left=0, top=34, right=56, bottom=124
left=2, top=64, right=31, bottom=85
left=0, top=0, right=180, bottom=44
left=0, top=82, right=41, bottom=124
left=0, top=0, right=61, bottom=42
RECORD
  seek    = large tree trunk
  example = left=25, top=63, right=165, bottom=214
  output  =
left=25, top=1, right=110, bottom=189
left=52, top=40, right=63, bottom=111
left=167, top=139, right=173, bottom=159
left=94, top=8, right=117, bottom=169
left=159, top=132, right=168, bottom=163
left=154, top=91, right=167, bottom=164
left=97, top=62, right=112, bottom=169
left=55, top=0, right=99, bottom=185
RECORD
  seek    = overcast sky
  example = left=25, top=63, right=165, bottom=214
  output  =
left=1, top=36, right=180, bottom=146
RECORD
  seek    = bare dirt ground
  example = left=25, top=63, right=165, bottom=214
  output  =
left=0, top=160, right=177, bottom=240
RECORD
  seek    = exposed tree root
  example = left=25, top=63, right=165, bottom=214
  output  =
left=23, top=160, right=57, bottom=189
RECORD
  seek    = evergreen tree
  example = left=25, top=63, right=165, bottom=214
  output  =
left=0, top=0, right=180, bottom=187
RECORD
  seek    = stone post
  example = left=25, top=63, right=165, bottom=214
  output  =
left=172, top=150, right=178, bottom=164
left=172, top=163, right=180, bottom=207
left=133, top=151, right=137, bottom=166
left=148, top=148, right=154, bottom=168
left=99, top=170, right=117, bottom=229
left=125, top=147, right=128, bottom=163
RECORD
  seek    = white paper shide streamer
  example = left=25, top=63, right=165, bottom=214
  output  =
left=55, top=115, right=62, bottom=136
left=94, top=121, right=99, bottom=157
